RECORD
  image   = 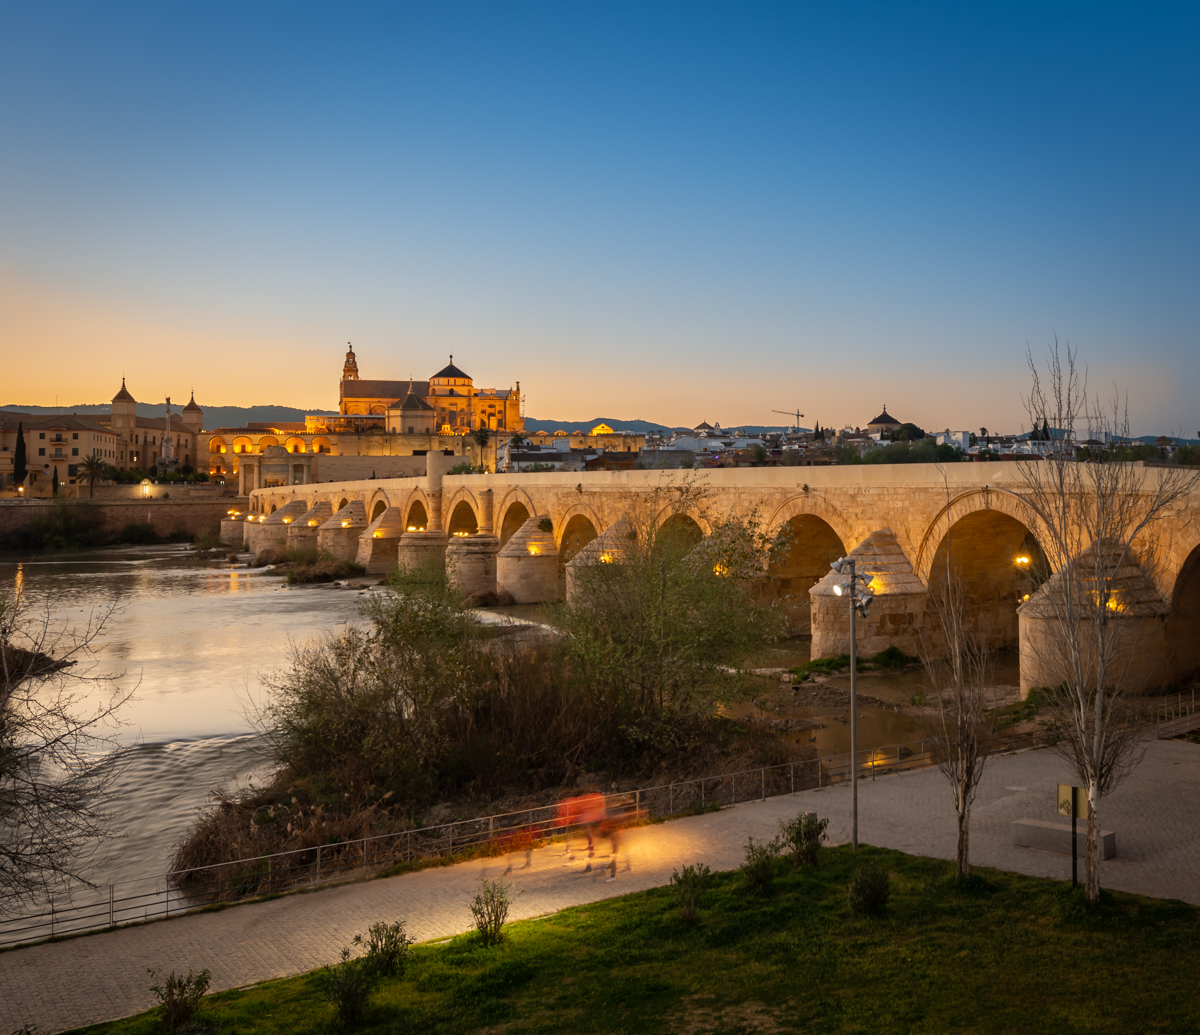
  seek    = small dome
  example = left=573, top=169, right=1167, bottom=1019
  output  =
left=113, top=378, right=135, bottom=403
left=183, top=392, right=202, bottom=413
left=432, top=354, right=471, bottom=380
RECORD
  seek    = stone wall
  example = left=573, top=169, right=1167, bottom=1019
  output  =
left=0, top=497, right=246, bottom=544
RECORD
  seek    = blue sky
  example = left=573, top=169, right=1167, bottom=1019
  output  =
left=1, top=2, right=1197, bottom=434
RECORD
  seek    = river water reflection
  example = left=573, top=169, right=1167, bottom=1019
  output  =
left=1, top=545, right=366, bottom=888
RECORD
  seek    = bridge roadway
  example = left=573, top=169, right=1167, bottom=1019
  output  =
left=2, top=739, right=1197, bottom=1033
left=236, top=461, right=1200, bottom=689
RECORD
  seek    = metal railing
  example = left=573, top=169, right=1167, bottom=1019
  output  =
left=1155, top=688, right=1200, bottom=738
left=0, top=727, right=1042, bottom=948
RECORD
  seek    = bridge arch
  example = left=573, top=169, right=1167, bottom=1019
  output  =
left=558, top=512, right=600, bottom=568
left=924, top=504, right=1044, bottom=653
left=657, top=511, right=706, bottom=549
left=1167, top=539, right=1200, bottom=682
left=448, top=499, right=479, bottom=536
left=767, top=494, right=855, bottom=553
left=496, top=488, right=538, bottom=546
left=365, top=488, right=391, bottom=523
left=405, top=497, right=429, bottom=531
left=767, top=512, right=849, bottom=635
left=914, top=488, right=1041, bottom=584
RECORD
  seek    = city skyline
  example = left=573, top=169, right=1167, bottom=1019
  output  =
left=2, top=4, right=1198, bottom=436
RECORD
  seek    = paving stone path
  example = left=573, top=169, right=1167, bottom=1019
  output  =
left=3, top=739, right=1197, bottom=1033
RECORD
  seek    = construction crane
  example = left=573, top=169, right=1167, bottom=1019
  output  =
left=771, top=408, right=805, bottom=432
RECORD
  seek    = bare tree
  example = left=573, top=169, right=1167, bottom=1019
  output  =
left=917, top=472, right=995, bottom=879
left=0, top=590, right=133, bottom=914
left=1017, top=340, right=1199, bottom=903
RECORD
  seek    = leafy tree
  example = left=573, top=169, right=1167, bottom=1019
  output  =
left=1174, top=444, right=1200, bottom=466
left=749, top=443, right=768, bottom=465
left=892, top=422, right=926, bottom=442
left=558, top=479, right=786, bottom=735
left=12, top=422, right=26, bottom=488
left=77, top=454, right=108, bottom=499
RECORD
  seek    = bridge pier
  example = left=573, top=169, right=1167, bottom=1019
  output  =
left=287, top=502, right=333, bottom=552
left=248, top=499, right=309, bottom=559
left=446, top=534, right=501, bottom=596
left=497, top=515, right=560, bottom=603
left=317, top=501, right=368, bottom=562
left=356, top=506, right=407, bottom=574
left=809, top=529, right=926, bottom=660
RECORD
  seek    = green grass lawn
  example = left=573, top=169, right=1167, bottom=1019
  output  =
left=73, top=846, right=1198, bottom=1034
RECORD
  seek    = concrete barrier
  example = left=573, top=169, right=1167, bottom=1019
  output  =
left=1012, top=818, right=1116, bottom=859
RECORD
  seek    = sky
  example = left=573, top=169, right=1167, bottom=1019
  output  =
left=1, top=2, right=1197, bottom=435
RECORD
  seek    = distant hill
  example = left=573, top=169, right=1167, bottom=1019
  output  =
left=524, top=416, right=804, bottom=435
left=0, top=403, right=339, bottom=430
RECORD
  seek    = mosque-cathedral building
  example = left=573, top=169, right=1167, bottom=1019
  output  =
left=200, top=347, right=525, bottom=489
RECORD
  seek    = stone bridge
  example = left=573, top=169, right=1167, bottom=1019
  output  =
left=230, top=455, right=1200, bottom=693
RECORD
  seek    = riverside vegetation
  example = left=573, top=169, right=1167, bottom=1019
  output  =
left=173, top=483, right=798, bottom=881
left=71, top=846, right=1199, bottom=1034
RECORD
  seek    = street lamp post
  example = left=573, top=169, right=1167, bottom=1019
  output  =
left=830, top=556, right=874, bottom=851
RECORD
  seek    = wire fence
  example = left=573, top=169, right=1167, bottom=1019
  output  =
left=0, top=727, right=1043, bottom=949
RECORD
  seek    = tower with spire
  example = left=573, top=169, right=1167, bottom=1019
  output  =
left=343, top=343, right=359, bottom=381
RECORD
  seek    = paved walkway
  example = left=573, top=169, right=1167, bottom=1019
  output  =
left=3, top=739, right=1197, bottom=1033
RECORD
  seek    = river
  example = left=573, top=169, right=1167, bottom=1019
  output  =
left=2, top=545, right=1013, bottom=897
left=1, top=544, right=366, bottom=890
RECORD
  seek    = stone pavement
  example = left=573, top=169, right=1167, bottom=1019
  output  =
left=2, top=739, right=1196, bottom=1033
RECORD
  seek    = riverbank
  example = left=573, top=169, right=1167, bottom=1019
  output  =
left=0, top=497, right=245, bottom=549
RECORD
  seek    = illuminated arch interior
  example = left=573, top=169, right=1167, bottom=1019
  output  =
left=499, top=501, right=530, bottom=546
left=448, top=500, right=479, bottom=536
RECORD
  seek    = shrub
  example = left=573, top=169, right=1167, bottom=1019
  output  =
left=670, top=863, right=713, bottom=924
left=470, top=878, right=517, bottom=945
left=537, top=517, right=553, bottom=533
left=741, top=835, right=781, bottom=889
left=778, top=812, right=828, bottom=867
left=120, top=521, right=159, bottom=544
left=147, top=968, right=211, bottom=1032
left=848, top=865, right=891, bottom=915
left=353, top=919, right=415, bottom=978
left=318, top=948, right=376, bottom=1025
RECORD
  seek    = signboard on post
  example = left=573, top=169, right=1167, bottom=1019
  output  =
left=1057, top=784, right=1089, bottom=820
left=1057, top=784, right=1088, bottom=887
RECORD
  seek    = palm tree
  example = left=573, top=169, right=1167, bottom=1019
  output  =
left=77, top=454, right=108, bottom=499
left=472, top=426, right=491, bottom=470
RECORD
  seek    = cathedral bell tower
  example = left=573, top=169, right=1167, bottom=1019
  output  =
left=343, top=343, right=359, bottom=380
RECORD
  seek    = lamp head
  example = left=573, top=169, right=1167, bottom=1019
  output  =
left=831, top=557, right=847, bottom=574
